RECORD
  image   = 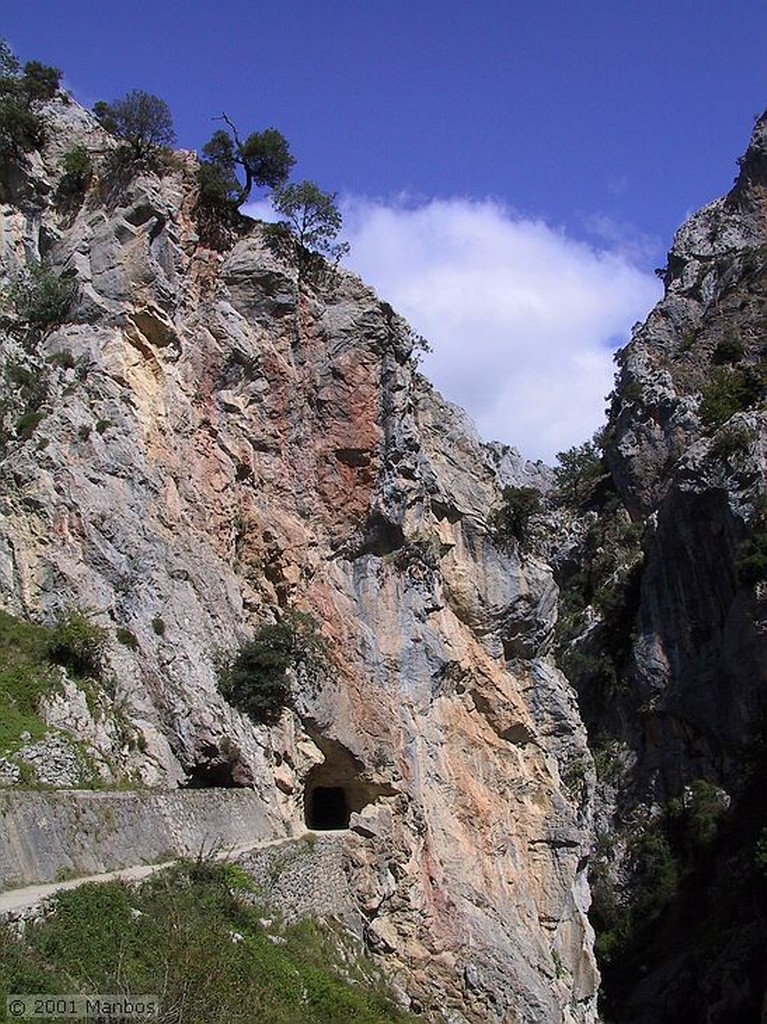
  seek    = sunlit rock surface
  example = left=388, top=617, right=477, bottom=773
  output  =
left=0, top=96, right=597, bottom=1023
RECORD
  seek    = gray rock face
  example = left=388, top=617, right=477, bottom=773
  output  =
left=0, top=98, right=597, bottom=1022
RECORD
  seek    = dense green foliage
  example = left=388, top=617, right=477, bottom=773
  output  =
left=0, top=862, right=416, bottom=1024
left=46, top=610, right=108, bottom=680
left=0, top=350, right=50, bottom=448
left=4, top=261, right=77, bottom=338
left=55, top=145, right=94, bottom=205
left=0, top=40, right=60, bottom=161
left=272, top=181, right=349, bottom=262
left=713, top=334, right=747, bottom=364
left=0, top=260, right=77, bottom=450
left=199, top=118, right=294, bottom=209
left=218, top=613, right=324, bottom=725
left=0, top=606, right=107, bottom=755
left=698, top=364, right=763, bottom=430
left=592, top=780, right=727, bottom=970
left=553, top=438, right=605, bottom=507
left=554, top=491, right=644, bottom=720
left=487, top=485, right=542, bottom=550
left=93, top=90, right=176, bottom=161
left=0, top=610, right=58, bottom=751
left=737, top=498, right=767, bottom=585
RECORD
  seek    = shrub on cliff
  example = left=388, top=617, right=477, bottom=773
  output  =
left=55, top=145, right=94, bottom=206
left=218, top=612, right=324, bottom=725
left=698, top=365, right=763, bottom=431
left=553, top=438, right=605, bottom=507
left=93, top=90, right=176, bottom=162
left=0, top=40, right=61, bottom=160
left=487, top=485, right=542, bottom=550
left=4, top=260, right=77, bottom=339
left=47, top=610, right=108, bottom=680
left=271, top=181, right=349, bottom=264
left=737, top=499, right=767, bottom=585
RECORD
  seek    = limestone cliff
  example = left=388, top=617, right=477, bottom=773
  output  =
left=0, top=96, right=597, bottom=1021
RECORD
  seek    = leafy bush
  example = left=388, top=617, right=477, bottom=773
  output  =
left=630, top=828, right=680, bottom=925
left=590, top=819, right=680, bottom=973
left=737, top=498, right=767, bottom=585
left=0, top=609, right=57, bottom=751
left=738, top=532, right=767, bottom=584
left=713, top=335, right=746, bottom=364
left=199, top=119, right=294, bottom=209
left=93, top=90, right=175, bottom=161
left=554, top=494, right=643, bottom=716
left=487, top=485, right=542, bottom=550
left=47, top=610, right=108, bottom=680
left=115, top=627, right=138, bottom=650
left=589, top=836, right=631, bottom=965
left=0, top=95, right=44, bottom=159
left=0, top=41, right=60, bottom=160
left=14, top=408, right=45, bottom=439
left=0, top=351, right=50, bottom=451
left=218, top=612, right=324, bottom=725
left=55, top=145, right=94, bottom=204
left=668, top=779, right=728, bottom=858
left=699, top=365, right=763, bottom=431
left=709, top=421, right=756, bottom=462
left=20, top=60, right=61, bottom=101
left=5, top=261, right=77, bottom=338
left=553, top=438, right=605, bottom=507
left=272, top=181, right=350, bottom=264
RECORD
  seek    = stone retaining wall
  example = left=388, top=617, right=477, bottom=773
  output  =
left=0, top=789, right=280, bottom=889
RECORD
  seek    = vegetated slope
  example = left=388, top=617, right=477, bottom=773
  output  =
left=0, top=860, right=418, bottom=1024
left=556, top=111, right=767, bottom=1023
left=0, top=79, right=597, bottom=1024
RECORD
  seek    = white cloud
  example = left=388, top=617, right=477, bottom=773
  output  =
left=246, top=195, right=662, bottom=464
left=341, top=197, right=661, bottom=463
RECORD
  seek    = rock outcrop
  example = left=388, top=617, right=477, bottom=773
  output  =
left=0, top=96, right=597, bottom=1022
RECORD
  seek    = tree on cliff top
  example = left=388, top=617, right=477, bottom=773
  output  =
left=93, top=89, right=176, bottom=161
left=198, top=115, right=294, bottom=209
left=271, top=180, right=349, bottom=263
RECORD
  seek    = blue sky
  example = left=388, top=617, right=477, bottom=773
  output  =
left=5, top=2, right=766, bottom=461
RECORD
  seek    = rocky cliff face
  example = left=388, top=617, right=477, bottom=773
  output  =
left=0, top=97, right=597, bottom=1022
left=561, top=113, right=767, bottom=1022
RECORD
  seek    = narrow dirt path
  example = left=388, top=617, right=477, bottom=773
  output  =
left=0, top=834, right=304, bottom=918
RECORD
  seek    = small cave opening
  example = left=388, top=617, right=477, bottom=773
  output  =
left=180, top=743, right=248, bottom=789
left=182, top=762, right=241, bottom=788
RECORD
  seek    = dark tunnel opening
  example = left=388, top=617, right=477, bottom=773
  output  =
left=305, top=784, right=351, bottom=830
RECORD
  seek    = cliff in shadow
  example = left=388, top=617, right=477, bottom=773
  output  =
left=555, top=111, right=767, bottom=1023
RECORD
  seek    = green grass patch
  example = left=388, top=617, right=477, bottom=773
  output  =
left=0, top=610, right=58, bottom=751
left=0, top=608, right=109, bottom=757
left=0, top=862, right=417, bottom=1024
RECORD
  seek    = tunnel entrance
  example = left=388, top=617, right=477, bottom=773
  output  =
left=305, top=785, right=350, bottom=830
left=302, top=736, right=395, bottom=832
